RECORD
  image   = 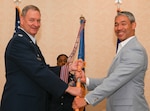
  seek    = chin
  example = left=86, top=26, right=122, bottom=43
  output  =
left=31, top=32, right=37, bottom=36
left=118, top=36, right=124, bottom=41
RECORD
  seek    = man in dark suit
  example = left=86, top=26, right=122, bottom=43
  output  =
left=0, top=5, right=82, bottom=111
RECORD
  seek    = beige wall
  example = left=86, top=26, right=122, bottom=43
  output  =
left=0, top=0, right=150, bottom=111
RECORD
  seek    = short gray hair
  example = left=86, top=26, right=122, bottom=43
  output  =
left=21, top=5, right=40, bottom=17
left=115, top=11, right=135, bottom=23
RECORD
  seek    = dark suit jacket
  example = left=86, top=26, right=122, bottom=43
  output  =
left=48, top=73, right=75, bottom=111
left=0, top=29, right=68, bottom=111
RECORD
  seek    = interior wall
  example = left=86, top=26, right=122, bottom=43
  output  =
left=0, top=0, right=150, bottom=111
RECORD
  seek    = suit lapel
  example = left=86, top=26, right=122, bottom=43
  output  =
left=34, top=43, right=45, bottom=62
left=107, top=37, right=137, bottom=75
left=17, top=29, right=46, bottom=63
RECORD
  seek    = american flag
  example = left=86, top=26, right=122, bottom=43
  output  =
left=14, top=7, right=20, bottom=35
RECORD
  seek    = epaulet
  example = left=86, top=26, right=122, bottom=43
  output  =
left=18, top=34, right=23, bottom=37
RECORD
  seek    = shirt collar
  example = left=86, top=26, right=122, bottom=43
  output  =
left=119, top=36, right=135, bottom=48
left=20, top=27, right=36, bottom=44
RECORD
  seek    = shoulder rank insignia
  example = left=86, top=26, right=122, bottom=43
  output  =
left=18, top=34, right=23, bottom=37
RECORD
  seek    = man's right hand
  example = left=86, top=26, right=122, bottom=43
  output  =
left=65, top=86, right=82, bottom=97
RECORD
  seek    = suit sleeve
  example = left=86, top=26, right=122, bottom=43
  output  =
left=48, top=66, right=61, bottom=77
left=87, top=78, right=105, bottom=91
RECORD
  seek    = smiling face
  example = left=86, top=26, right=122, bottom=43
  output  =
left=114, top=15, right=136, bottom=41
left=20, top=9, right=41, bottom=37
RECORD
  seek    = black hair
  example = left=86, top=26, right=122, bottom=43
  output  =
left=57, top=54, right=68, bottom=61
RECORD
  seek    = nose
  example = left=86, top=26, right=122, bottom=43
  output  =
left=61, top=61, right=66, bottom=65
left=34, top=20, right=40, bottom=27
left=116, top=24, right=123, bottom=31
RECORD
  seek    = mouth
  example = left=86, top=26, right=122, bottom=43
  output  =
left=31, top=28, right=39, bottom=33
left=117, top=31, right=124, bottom=37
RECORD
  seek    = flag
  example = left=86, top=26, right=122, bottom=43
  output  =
left=76, top=16, right=86, bottom=111
left=60, top=17, right=86, bottom=111
left=78, top=17, right=85, bottom=61
left=14, top=7, right=20, bottom=35
left=67, top=16, right=85, bottom=63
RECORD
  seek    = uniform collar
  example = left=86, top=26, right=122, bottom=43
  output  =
left=20, top=27, right=36, bottom=44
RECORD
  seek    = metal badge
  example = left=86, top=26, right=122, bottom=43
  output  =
left=37, top=54, right=42, bottom=61
left=18, top=34, right=23, bottom=37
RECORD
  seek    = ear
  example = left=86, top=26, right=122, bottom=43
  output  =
left=20, top=16, right=24, bottom=26
left=132, top=22, right=136, bottom=29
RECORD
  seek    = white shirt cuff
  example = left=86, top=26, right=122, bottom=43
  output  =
left=86, top=77, right=89, bottom=86
left=84, top=97, right=90, bottom=104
